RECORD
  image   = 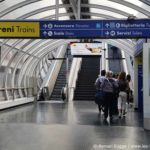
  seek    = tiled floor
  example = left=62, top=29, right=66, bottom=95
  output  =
left=0, top=101, right=149, bottom=150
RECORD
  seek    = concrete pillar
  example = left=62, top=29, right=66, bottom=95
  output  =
left=143, top=43, right=150, bottom=130
left=133, top=57, right=139, bottom=109
left=134, top=55, right=143, bottom=112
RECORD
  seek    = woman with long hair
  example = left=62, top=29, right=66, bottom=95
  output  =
left=118, top=72, right=129, bottom=118
left=126, top=74, right=134, bottom=105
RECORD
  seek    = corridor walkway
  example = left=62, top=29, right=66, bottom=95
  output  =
left=0, top=101, right=149, bottom=150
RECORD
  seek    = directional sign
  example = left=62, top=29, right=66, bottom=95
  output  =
left=39, top=20, right=103, bottom=38
left=1, top=19, right=150, bottom=38
left=103, top=19, right=150, bottom=38
left=39, top=19, right=150, bottom=38
left=0, top=22, right=39, bottom=37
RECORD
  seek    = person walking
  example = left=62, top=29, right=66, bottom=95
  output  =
left=101, top=71, right=118, bottom=122
left=95, top=70, right=106, bottom=114
left=118, top=72, right=129, bottom=118
left=126, top=74, right=134, bottom=106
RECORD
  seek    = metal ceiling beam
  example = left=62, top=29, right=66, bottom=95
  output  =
left=81, top=4, right=131, bottom=17
left=55, top=0, right=59, bottom=20
left=42, top=13, right=74, bottom=20
left=16, top=40, right=67, bottom=87
left=1, top=0, right=149, bottom=19
left=16, top=5, right=121, bottom=20
left=16, top=4, right=70, bottom=19
left=15, top=3, right=148, bottom=21
left=0, top=41, right=40, bottom=60
left=14, top=3, right=149, bottom=20
left=108, top=0, right=150, bottom=17
left=43, top=11, right=117, bottom=20
left=81, top=12, right=116, bottom=19
left=139, top=0, right=150, bottom=6
left=0, top=0, right=42, bottom=18
left=77, top=0, right=81, bottom=19
left=100, top=39, right=134, bottom=56
left=69, top=0, right=78, bottom=19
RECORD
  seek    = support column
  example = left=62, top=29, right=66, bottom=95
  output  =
left=143, top=43, right=150, bottom=130
left=55, top=0, right=59, bottom=20
left=66, top=49, right=69, bottom=102
left=105, top=44, right=109, bottom=71
left=133, top=57, right=139, bottom=109
left=77, top=0, right=81, bottom=19
left=101, top=42, right=106, bottom=71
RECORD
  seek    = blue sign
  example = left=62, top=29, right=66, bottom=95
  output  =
left=40, top=20, right=103, bottom=38
left=1, top=19, right=150, bottom=38
left=138, top=65, right=143, bottom=112
left=39, top=19, right=150, bottom=39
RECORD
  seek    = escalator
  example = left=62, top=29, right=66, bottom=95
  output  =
left=50, top=52, right=73, bottom=101
left=74, top=57, right=100, bottom=101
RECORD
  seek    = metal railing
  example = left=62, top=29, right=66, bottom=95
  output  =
left=0, top=87, right=34, bottom=100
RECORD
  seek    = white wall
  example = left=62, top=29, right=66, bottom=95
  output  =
left=0, top=97, right=34, bottom=110
left=143, top=43, right=150, bottom=130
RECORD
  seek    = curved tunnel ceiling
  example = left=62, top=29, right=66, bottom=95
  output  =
left=0, top=0, right=149, bottom=77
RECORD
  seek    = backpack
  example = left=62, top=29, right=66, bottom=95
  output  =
left=102, top=78, right=118, bottom=94
left=95, top=90, right=105, bottom=105
left=95, top=78, right=101, bottom=90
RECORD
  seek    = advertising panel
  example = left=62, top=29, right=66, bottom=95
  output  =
left=70, top=43, right=102, bottom=56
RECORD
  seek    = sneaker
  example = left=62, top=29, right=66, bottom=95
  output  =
left=101, top=107, right=105, bottom=112
left=109, top=117, right=114, bottom=123
left=119, top=115, right=122, bottom=119
left=98, top=111, right=101, bottom=116
left=103, top=118, right=109, bottom=125
left=98, top=108, right=101, bottom=113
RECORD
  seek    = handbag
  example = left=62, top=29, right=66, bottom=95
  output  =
left=95, top=90, right=105, bottom=105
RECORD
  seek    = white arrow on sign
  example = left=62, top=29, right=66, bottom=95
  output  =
left=105, top=23, right=109, bottom=28
left=43, top=24, right=47, bottom=29
left=43, top=31, right=47, bottom=36
left=105, top=31, right=110, bottom=35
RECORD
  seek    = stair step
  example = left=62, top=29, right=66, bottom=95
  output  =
left=74, top=57, right=100, bottom=101
left=74, top=92, right=96, bottom=94
left=50, top=53, right=73, bottom=101
left=50, top=98, right=62, bottom=101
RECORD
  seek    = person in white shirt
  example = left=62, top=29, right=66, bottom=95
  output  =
left=126, top=74, right=134, bottom=105
left=95, top=70, right=106, bottom=114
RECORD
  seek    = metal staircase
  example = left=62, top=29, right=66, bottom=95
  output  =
left=74, top=57, right=100, bottom=101
left=50, top=52, right=72, bottom=101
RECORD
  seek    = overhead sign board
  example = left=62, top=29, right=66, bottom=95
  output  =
left=0, top=22, right=39, bottom=37
left=40, top=20, right=102, bottom=38
left=1, top=19, right=150, bottom=38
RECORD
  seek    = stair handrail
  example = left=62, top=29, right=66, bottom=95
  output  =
left=40, top=44, right=67, bottom=98
left=68, top=58, right=82, bottom=101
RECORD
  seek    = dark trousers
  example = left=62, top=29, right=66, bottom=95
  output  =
left=113, top=95, right=118, bottom=115
left=103, top=92, right=115, bottom=118
left=127, top=90, right=133, bottom=104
